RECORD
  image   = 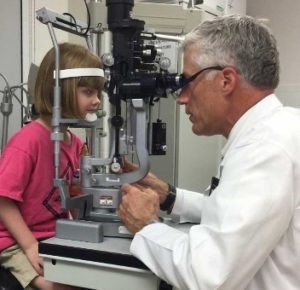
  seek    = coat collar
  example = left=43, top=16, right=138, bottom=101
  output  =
left=221, top=94, right=283, bottom=157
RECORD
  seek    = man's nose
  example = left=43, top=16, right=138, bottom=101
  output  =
left=176, top=90, right=189, bottom=105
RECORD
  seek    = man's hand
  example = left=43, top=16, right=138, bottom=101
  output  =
left=119, top=183, right=160, bottom=234
left=122, top=158, right=169, bottom=203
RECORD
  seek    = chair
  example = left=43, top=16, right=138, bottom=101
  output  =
left=0, top=265, right=23, bottom=290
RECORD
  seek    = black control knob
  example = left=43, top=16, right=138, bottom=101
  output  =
left=111, top=115, right=124, bottom=128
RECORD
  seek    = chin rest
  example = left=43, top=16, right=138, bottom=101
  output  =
left=0, top=266, right=23, bottom=290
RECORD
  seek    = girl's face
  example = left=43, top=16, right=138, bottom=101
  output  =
left=76, top=86, right=101, bottom=119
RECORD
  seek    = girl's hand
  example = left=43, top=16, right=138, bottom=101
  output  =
left=24, top=241, right=44, bottom=276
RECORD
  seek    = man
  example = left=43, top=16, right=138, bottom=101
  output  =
left=119, top=15, right=300, bottom=290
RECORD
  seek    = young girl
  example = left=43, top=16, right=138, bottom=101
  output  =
left=0, top=43, right=104, bottom=290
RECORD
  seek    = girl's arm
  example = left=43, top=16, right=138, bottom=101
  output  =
left=0, top=196, right=44, bottom=275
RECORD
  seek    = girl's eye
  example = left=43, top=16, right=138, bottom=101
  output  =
left=83, top=88, right=94, bottom=96
left=78, top=87, right=98, bottom=97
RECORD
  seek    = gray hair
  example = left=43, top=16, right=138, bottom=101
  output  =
left=182, top=15, right=279, bottom=89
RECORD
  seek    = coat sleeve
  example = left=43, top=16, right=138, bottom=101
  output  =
left=130, top=140, right=294, bottom=290
left=171, top=188, right=206, bottom=223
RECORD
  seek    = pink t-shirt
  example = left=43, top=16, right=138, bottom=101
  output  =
left=0, top=121, right=84, bottom=251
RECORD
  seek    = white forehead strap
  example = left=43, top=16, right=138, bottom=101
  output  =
left=53, top=68, right=104, bottom=79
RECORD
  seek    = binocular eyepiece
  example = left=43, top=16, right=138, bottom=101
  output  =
left=117, top=73, right=182, bottom=99
left=105, top=0, right=182, bottom=102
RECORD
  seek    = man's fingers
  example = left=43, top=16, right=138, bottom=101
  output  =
left=121, top=183, right=144, bottom=195
left=132, top=183, right=148, bottom=191
left=144, top=187, right=156, bottom=195
left=118, top=205, right=124, bottom=219
left=121, top=183, right=132, bottom=192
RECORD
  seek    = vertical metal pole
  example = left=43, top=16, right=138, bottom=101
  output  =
left=86, top=0, right=102, bottom=157
left=100, top=31, right=112, bottom=160
left=0, top=89, right=13, bottom=154
left=47, top=23, right=62, bottom=180
left=86, top=34, right=94, bottom=51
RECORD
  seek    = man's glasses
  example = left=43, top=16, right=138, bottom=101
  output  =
left=171, top=66, right=224, bottom=98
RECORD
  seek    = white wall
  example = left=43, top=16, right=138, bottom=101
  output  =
left=1, top=0, right=72, bottom=152
left=247, top=0, right=300, bottom=108
left=22, top=0, right=70, bottom=78
left=177, top=108, right=224, bottom=191
left=0, top=0, right=22, bottom=153
left=224, top=0, right=246, bottom=15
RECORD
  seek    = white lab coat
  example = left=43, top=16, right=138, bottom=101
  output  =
left=130, top=94, right=300, bottom=290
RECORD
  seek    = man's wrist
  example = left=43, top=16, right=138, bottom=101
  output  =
left=160, top=183, right=177, bottom=213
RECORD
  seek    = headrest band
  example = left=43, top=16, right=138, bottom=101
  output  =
left=53, top=68, right=104, bottom=79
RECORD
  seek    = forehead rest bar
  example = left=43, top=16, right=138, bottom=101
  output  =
left=53, top=68, right=104, bottom=79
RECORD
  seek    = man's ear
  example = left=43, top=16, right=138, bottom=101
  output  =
left=219, top=67, right=238, bottom=94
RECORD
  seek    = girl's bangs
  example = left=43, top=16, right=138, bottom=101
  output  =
left=78, top=76, right=104, bottom=90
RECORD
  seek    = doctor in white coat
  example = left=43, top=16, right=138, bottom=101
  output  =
left=119, top=14, right=300, bottom=290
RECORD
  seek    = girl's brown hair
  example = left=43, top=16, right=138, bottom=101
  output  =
left=34, top=43, right=104, bottom=119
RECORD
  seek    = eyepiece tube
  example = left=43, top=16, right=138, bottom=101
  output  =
left=106, top=0, right=134, bottom=25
